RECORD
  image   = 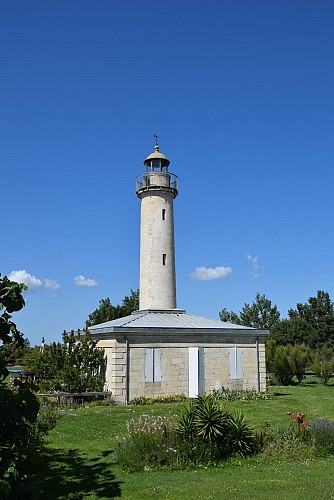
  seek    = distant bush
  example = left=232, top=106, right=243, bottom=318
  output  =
left=266, top=341, right=311, bottom=385
left=36, top=402, right=65, bottom=434
left=311, top=348, right=334, bottom=385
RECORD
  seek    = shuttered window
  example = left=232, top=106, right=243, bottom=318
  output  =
left=229, top=347, right=243, bottom=379
left=145, top=348, right=162, bottom=382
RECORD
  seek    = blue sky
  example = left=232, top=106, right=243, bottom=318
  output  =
left=1, top=0, right=333, bottom=347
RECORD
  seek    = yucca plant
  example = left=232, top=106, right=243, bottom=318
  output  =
left=174, top=401, right=196, bottom=442
left=193, top=395, right=230, bottom=442
left=228, top=410, right=256, bottom=457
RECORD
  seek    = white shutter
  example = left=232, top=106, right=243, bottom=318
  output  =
left=145, top=348, right=153, bottom=382
left=154, top=348, right=162, bottom=382
left=229, top=347, right=237, bottom=379
left=229, top=347, right=243, bottom=379
left=236, top=349, right=243, bottom=379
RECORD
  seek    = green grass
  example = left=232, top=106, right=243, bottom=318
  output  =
left=33, top=383, right=334, bottom=499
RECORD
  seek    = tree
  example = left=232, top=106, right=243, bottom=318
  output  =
left=3, top=338, right=30, bottom=366
left=270, top=317, right=316, bottom=346
left=219, top=308, right=241, bottom=324
left=239, top=293, right=280, bottom=329
left=86, top=289, right=139, bottom=327
left=0, top=274, right=40, bottom=498
left=46, top=330, right=106, bottom=393
left=22, top=346, right=52, bottom=381
left=288, top=291, right=334, bottom=347
left=220, top=293, right=280, bottom=329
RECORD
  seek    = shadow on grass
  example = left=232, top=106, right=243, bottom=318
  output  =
left=34, top=447, right=123, bottom=499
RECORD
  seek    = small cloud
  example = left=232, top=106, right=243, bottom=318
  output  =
left=190, top=266, right=233, bottom=281
left=43, top=278, right=60, bottom=291
left=8, top=270, right=60, bottom=292
left=246, top=254, right=262, bottom=279
left=75, top=275, right=98, bottom=287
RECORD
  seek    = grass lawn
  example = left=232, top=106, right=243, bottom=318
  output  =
left=33, top=382, right=334, bottom=499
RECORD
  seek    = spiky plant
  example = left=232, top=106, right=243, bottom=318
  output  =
left=229, top=410, right=256, bottom=456
left=193, top=395, right=231, bottom=443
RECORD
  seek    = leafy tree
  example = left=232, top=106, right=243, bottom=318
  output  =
left=86, top=289, right=139, bottom=327
left=0, top=274, right=40, bottom=498
left=22, top=346, right=52, bottom=380
left=270, top=317, right=316, bottom=346
left=3, top=338, right=30, bottom=366
left=239, top=293, right=280, bottom=329
left=288, top=291, right=334, bottom=347
left=220, top=293, right=280, bottom=329
left=47, top=330, right=106, bottom=393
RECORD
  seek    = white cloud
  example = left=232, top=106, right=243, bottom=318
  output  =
left=43, top=278, right=60, bottom=290
left=190, top=266, right=233, bottom=281
left=8, top=270, right=60, bottom=292
left=74, top=275, right=98, bottom=287
left=246, top=254, right=262, bottom=279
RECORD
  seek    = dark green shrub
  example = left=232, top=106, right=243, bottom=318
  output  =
left=36, top=402, right=65, bottom=434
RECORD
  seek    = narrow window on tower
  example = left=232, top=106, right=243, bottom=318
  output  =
left=163, top=254, right=166, bottom=266
left=162, top=209, right=166, bottom=220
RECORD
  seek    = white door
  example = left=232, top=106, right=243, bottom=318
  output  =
left=188, top=347, right=204, bottom=397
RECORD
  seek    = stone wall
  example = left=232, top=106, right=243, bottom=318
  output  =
left=98, top=335, right=267, bottom=404
left=98, top=335, right=266, bottom=403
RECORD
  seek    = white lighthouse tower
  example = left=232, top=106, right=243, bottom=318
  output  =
left=136, top=142, right=178, bottom=310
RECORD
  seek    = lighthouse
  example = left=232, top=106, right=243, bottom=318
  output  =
left=86, top=143, right=269, bottom=402
left=136, top=143, right=178, bottom=310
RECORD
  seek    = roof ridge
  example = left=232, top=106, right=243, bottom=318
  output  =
left=119, top=311, right=148, bottom=326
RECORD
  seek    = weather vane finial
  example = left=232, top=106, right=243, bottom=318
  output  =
left=154, top=134, right=159, bottom=146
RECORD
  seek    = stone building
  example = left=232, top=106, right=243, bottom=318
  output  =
left=88, top=144, right=268, bottom=403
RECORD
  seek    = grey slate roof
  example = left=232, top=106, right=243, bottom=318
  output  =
left=87, top=309, right=264, bottom=335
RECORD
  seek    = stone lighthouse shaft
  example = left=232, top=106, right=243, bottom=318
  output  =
left=136, top=145, right=178, bottom=310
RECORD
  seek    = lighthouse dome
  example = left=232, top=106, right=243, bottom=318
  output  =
left=144, top=145, right=170, bottom=166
